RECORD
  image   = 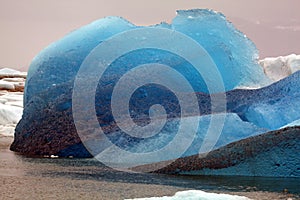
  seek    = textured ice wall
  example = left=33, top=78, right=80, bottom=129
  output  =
left=153, top=127, right=300, bottom=178
left=172, top=10, right=269, bottom=90
left=243, top=71, right=300, bottom=130
left=121, top=113, right=267, bottom=162
left=11, top=71, right=299, bottom=158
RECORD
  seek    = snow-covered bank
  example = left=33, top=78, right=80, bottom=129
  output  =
left=126, top=190, right=250, bottom=200
left=0, top=68, right=25, bottom=137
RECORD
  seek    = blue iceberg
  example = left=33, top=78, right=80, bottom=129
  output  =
left=10, top=8, right=299, bottom=176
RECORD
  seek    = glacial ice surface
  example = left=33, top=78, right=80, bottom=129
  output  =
left=244, top=71, right=300, bottom=130
left=172, top=9, right=269, bottom=90
left=24, top=16, right=136, bottom=105
left=24, top=9, right=269, bottom=105
left=107, top=113, right=267, bottom=162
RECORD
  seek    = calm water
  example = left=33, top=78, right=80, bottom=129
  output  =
left=23, top=157, right=300, bottom=194
left=1, top=137, right=299, bottom=200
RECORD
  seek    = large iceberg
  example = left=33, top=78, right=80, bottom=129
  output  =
left=10, top=9, right=300, bottom=178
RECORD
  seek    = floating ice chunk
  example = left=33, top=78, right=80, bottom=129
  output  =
left=2, top=77, right=25, bottom=82
left=259, top=54, right=300, bottom=82
left=0, top=80, right=15, bottom=90
left=2, top=78, right=26, bottom=92
left=0, top=104, right=23, bottom=125
left=125, top=190, right=250, bottom=200
left=288, top=54, right=300, bottom=73
left=12, top=9, right=285, bottom=159
left=0, top=68, right=27, bottom=78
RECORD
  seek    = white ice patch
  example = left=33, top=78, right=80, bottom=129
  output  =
left=125, top=190, right=251, bottom=200
left=281, top=119, right=300, bottom=128
left=259, top=54, right=300, bottom=82
left=0, top=80, right=15, bottom=90
left=0, top=68, right=27, bottom=78
left=0, top=125, right=16, bottom=137
left=0, top=104, right=23, bottom=125
left=0, top=70, right=25, bottom=137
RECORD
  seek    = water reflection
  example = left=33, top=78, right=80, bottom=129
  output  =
left=1, top=137, right=299, bottom=198
left=14, top=154, right=300, bottom=196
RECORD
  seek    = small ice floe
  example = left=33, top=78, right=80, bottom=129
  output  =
left=50, top=155, right=59, bottom=158
left=125, top=190, right=250, bottom=200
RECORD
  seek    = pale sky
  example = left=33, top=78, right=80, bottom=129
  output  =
left=1, top=0, right=300, bottom=71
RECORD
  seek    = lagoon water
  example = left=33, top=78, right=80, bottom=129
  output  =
left=0, top=136, right=299, bottom=200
